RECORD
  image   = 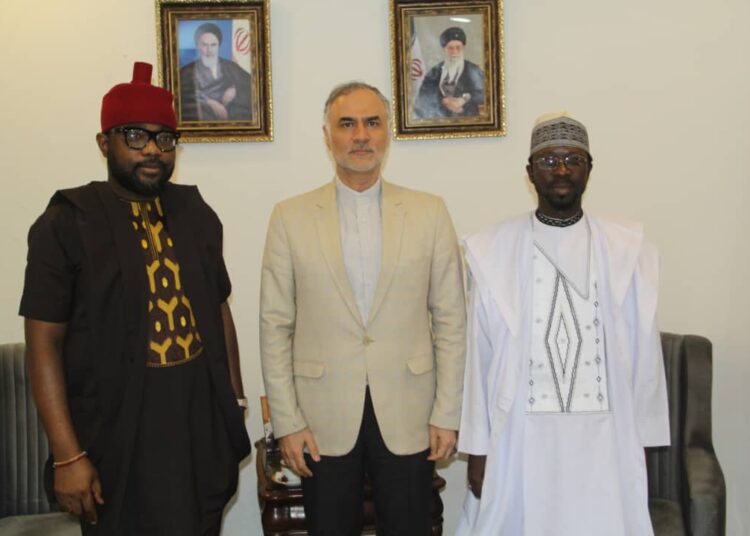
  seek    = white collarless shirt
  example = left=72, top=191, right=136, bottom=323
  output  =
left=335, top=177, right=382, bottom=324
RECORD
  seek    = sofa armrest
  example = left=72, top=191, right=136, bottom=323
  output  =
left=684, top=446, right=726, bottom=535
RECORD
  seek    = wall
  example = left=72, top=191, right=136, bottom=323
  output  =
left=1, top=0, right=748, bottom=534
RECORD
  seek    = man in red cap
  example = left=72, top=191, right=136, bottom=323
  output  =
left=19, top=62, right=251, bottom=535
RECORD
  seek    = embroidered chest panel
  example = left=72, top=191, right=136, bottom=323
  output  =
left=128, top=199, right=204, bottom=367
left=527, top=245, right=610, bottom=414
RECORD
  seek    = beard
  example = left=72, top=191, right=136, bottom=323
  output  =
left=200, top=55, right=219, bottom=70
left=443, top=55, right=465, bottom=82
left=108, top=155, right=174, bottom=196
left=536, top=178, right=584, bottom=212
left=335, top=145, right=383, bottom=174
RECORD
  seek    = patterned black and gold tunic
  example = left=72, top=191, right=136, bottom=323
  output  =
left=127, top=197, right=203, bottom=367
left=20, top=181, right=251, bottom=535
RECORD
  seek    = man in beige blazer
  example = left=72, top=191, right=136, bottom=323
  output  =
left=260, top=82, right=465, bottom=535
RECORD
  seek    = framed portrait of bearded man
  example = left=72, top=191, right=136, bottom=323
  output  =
left=390, top=0, right=505, bottom=140
left=156, top=0, right=273, bottom=142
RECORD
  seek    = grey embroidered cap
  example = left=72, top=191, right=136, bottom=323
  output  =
left=530, top=112, right=590, bottom=155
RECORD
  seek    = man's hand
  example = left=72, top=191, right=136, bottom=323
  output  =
left=221, top=85, right=237, bottom=106
left=467, top=454, right=487, bottom=499
left=441, top=96, right=466, bottom=114
left=26, top=318, right=103, bottom=523
left=54, top=457, right=104, bottom=524
left=278, top=428, right=320, bottom=477
left=427, top=425, right=457, bottom=461
left=205, top=98, right=229, bottom=120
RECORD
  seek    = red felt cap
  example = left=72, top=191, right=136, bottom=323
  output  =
left=100, top=62, right=177, bottom=131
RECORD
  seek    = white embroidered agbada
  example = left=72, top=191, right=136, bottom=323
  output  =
left=456, top=213, right=670, bottom=536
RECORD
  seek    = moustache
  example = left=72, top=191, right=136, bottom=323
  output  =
left=350, top=145, right=373, bottom=154
left=551, top=178, right=575, bottom=189
left=135, top=158, right=167, bottom=170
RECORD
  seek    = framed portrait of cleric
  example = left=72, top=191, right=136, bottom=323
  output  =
left=390, top=0, right=505, bottom=140
left=156, top=0, right=273, bottom=142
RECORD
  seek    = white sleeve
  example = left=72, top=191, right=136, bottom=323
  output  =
left=457, top=269, right=496, bottom=455
left=632, top=242, right=670, bottom=447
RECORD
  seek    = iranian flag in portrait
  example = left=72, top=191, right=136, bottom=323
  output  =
left=410, top=17, right=425, bottom=107
left=232, top=19, right=252, bottom=75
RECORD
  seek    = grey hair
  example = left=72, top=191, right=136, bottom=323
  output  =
left=323, top=81, right=391, bottom=129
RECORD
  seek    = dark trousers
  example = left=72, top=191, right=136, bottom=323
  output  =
left=301, top=388, right=434, bottom=536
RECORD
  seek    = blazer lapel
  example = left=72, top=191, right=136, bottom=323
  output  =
left=314, top=182, right=364, bottom=327
left=367, top=181, right=404, bottom=325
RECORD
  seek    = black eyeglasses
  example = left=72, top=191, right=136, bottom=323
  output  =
left=533, top=154, right=589, bottom=170
left=111, top=127, right=180, bottom=152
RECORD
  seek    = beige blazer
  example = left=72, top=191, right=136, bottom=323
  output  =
left=260, top=181, right=466, bottom=456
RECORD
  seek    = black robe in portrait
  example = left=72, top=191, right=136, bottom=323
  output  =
left=179, top=58, right=253, bottom=122
left=414, top=60, right=485, bottom=118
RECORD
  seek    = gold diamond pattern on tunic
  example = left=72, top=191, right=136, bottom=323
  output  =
left=129, top=199, right=203, bottom=367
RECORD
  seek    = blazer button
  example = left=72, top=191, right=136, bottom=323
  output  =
left=363, top=336, right=373, bottom=346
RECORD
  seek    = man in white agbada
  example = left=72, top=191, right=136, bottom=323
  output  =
left=456, top=113, right=670, bottom=535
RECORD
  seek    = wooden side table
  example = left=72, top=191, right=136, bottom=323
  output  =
left=255, top=439, right=445, bottom=535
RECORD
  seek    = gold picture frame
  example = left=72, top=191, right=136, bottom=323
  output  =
left=390, top=0, right=505, bottom=140
left=156, top=0, right=273, bottom=142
